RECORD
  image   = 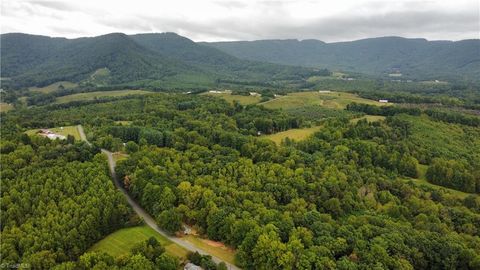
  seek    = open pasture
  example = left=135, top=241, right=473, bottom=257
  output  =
left=260, top=91, right=390, bottom=110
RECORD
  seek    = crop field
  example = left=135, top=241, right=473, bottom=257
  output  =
left=0, top=103, right=13, bottom=112
left=55, top=90, right=152, bottom=104
left=204, top=92, right=261, bottom=105
left=260, top=91, right=390, bottom=110
left=88, top=225, right=188, bottom=258
left=264, top=125, right=322, bottom=144
left=25, top=125, right=81, bottom=140
left=182, top=235, right=236, bottom=265
left=29, top=81, right=78, bottom=93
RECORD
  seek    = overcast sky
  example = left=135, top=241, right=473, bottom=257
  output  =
left=1, top=0, right=479, bottom=42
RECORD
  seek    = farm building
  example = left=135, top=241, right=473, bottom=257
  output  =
left=378, top=99, right=389, bottom=103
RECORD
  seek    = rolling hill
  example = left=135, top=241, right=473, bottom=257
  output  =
left=205, top=37, right=480, bottom=81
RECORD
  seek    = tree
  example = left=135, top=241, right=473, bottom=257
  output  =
left=157, top=209, right=182, bottom=234
left=125, top=141, right=139, bottom=154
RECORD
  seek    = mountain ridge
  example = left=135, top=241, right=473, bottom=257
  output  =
left=205, top=36, right=480, bottom=81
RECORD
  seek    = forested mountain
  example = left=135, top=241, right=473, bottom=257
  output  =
left=130, top=33, right=320, bottom=81
left=1, top=33, right=201, bottom=88
left=1, top=33, right=326, bottom=89
left=206, top=37, right=480, bottom=81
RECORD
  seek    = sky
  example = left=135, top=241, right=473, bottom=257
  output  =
left=1, top=0, right=479, bottom=42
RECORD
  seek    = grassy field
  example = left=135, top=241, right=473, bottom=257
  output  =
left=260, top=91, right=390, bottom=110
left=89, top=225, right=188, bottom=258
left=29, top=81, right=78, bottom=93
left=25, top=125, right=81, bottom=140
left=182, top=235, right=236, bottom=265
left=350, top=115, right=386, bottom=124
left=264, top=126, right=322, bottom=145
left=55, top=90, right=152, bottom=104
left=0, top=103, right=13, bottom=112
left=113, top=152, right=129, bottom=162
left=204, top=92, right=261, bottom=105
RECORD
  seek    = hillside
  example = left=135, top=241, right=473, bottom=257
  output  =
left=206, top=37, right=480, bottom=81
left=131, top=33, right=328, bottom=81
left=1, top=33, right=200, bottom=88
left=1, top=32, right=326, bottom=89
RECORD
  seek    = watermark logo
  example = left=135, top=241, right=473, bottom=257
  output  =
left=0, top=263, right=30, bottom=269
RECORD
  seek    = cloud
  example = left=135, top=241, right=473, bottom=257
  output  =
left=1, top=0, right=478, bottom=41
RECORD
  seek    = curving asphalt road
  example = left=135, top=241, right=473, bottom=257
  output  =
left=77, top=125, right=240, bottom=270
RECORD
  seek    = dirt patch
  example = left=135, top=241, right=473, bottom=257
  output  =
left=202, top=239, right=226, bottom=248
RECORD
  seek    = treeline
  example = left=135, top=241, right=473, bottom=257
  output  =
left=346, top=102, right=421, bottom=116
left=0, top=137, right=131, bottom=268
left=347, top=102, right=480, bottom=127
left=425, top=109, right=480, bottom=127
left=426, top=159, right=480, bottom=193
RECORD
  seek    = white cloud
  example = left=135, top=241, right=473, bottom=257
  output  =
left=1, top=0, right=479, bottom=41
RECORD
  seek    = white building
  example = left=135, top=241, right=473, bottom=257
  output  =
left=378, top=99, right=389, bottom=103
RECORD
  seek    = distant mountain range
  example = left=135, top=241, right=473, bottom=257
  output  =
left=1, top=33, right=478, bottom=89
left=0, top=33, right=322, bottom=88
left=206, top=37, right=480, bottom=81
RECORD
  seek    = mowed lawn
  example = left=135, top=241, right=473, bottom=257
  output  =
left=260, top=91, right=390, bottom=110
left=204, top=92, right=261, bottom=105
left=89, top=226, right=188, bottom=258
left=25, top=125, right=81, bottom=140
left=55, top=90, right=152, bottom=104
left=264, top=125, right=322, bottom=145
left=182, top=235, right=236, bottom=265
left=29, top=81, right=78, bottom=93
left=0, top=103, right=14, bottom=112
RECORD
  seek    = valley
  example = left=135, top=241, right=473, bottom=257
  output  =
left=1, top=30, right=479, bottom=270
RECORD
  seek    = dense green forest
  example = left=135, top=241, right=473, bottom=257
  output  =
left=0, top=33, right=326, bottom=89
left=206, top=37, right=480, bottom=82
left=2, top=91, right=479, bottom=269
left=0, top=137, right=131, bottom=268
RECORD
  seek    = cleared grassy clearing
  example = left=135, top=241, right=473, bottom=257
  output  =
left=204, top=92, right=261, bottom=105
left=0, top=103, right=14, bottom=112
left=350, top=115, right=386, bottom=124
left=260, top=91, right=390, bottom=110
left=29, top=81, right=77, bottom=93
left=115, top=120, right=133, bottom=126
left=25, top=125, right=81, bottom=140
left=89, top=225, right=188, bottom=258
left=182, top=235, right=236, bottom=265
left=113, top=152, right=129, bottom=162
left=55, top=90, right=152, bottom=104
left=264, top=125, right=322, bottom=145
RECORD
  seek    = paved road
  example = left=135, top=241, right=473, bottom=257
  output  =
left=77, top=126, right=240, bottom=270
